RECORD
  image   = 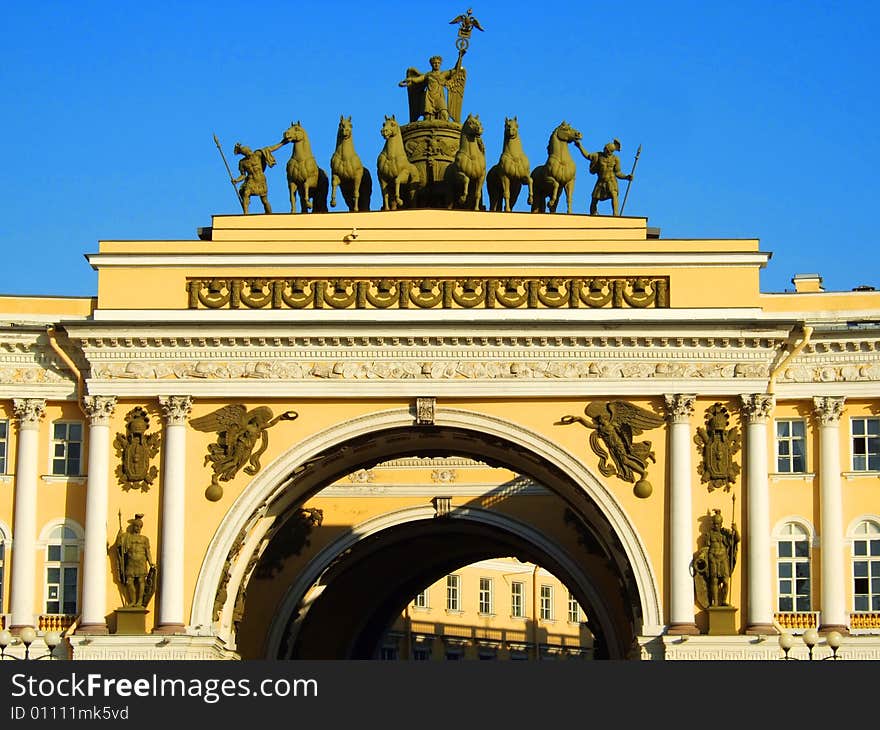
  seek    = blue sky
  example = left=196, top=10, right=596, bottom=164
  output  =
left=1, top=1, right=877, bottom=297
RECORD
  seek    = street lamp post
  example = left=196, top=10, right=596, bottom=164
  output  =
left=778, top=628, right=844, bottom=660
left=0, top=628, right=62, bottom=660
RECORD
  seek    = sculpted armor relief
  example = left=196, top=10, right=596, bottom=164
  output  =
left=694, top=403, right=741, bottom=492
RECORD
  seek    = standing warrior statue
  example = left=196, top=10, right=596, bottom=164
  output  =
left=573, top=138, right=633, bottom=216
left=690, top=506, right=740, bottom=608
left=114, top=513, right=157, bottom=608
left=231, top=138, right=288, bottom=214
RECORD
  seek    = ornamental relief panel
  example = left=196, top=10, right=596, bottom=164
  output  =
left=88, top=359, right=773, bottom=381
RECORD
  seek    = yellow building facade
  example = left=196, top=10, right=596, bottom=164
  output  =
left=0, top=210, right=878, bottom=660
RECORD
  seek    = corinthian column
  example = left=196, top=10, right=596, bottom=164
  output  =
left=740, top=393, right=775, bottom=634
left=813, top=396, right=848, bottom=633
left=663, top=394, right=700, bottom=635
left=155, top=396, right=192, bottom=633
left=78, top=395, right=117, bottom=634
left=9, top=398, right=46, bottom=631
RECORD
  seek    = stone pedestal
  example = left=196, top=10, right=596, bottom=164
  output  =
left=113, top=607, right=149, bottom=635
left=707, top=606, right=738, bottom=636
left=400, top=120, right=461, bottom=208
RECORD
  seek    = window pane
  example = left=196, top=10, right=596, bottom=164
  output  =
left=796, top=579, right=810, bottom=594
left=855, top=541, right=868, bottom=557
left=53, top=423, right=66, bottom=439
left=795, top=596, right=810, bottom=611
left=63, top=545, right=78, bottom=562
left=854, top=454, right=867, bottom=471
left=854, top=561, right=868, bottom=576
left=868, top=419, right=880, bottom=435
left=47, top=600, right=60, bottom=613
left=48, top=545, right=61, bottom=562
left=47, top=585, right=59, bottom=600
left=778, top=441, right=790, bottom=456
left=777, top=421, right=790, bottom=437
left=779, top=543, right=792, bottom=558
left=794, top=540, right=809, bottom=558
left=855, top=596, right=868, bottom=611
left=853, top=419, right=866, bottom=435
left=792, top=421, right=805, bottom=437
left=779, top=596, right=793, bottom=611
left=795, top=563, right=810, bottom=578
left=872, top=540, right=880, bottom=557
left=779, top=579, right=792, bottom=594
left=855, top=577, right=869, bottom=593
left=778, top=561, right=792, bottom=576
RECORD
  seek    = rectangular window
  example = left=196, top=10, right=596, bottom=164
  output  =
left=540, top=584, right=553, bottom=620
left=852, top=417, right=880, bottom=472
left=446, top=574, right=461, bottom=611
left=511, top=581, right=524, bottom=618
left=413, top=647, right=431, bottom=661
left=51, top=421, right=83, bottom=476
left=568, top=592, right=582, bottom=623
left=413, top=589, right=429, bottom=609
left=0, top=419, right=8, bottom=474
left=776, top=419, right=806, bottom=473
left=478, top=577, right=493, bottom=615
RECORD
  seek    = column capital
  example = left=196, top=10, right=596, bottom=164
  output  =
left=663, top=394, right=696, bottom=423
left=158, top=396, right=192, bottom=426
left=812, top=396, right=846, bottom=426
left=739, top=393, right=775, bottom=424
left=82, top=395, right=117, bottom=426
left=12, top=398, right=46, bottom=429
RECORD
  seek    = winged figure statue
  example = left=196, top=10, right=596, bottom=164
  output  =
left=560, top=400, right=665, bottom=498
left=190, top=404, right=298, bottom=501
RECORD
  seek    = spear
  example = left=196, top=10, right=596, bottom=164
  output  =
left=619, top=143, right=641, bottom=215
left=213, top=133, right=244, bottom=211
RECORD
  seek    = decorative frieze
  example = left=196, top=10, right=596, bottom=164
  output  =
left=186, top=276, right=670, bottom=311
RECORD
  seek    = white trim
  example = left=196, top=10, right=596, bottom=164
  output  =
left=86, top=251, right=771, bottom=268
left=190, top=407, right=664, bottom=642
left=88, top=307, right=768, bottom=324
left=38, top=518, right=84, bottom=545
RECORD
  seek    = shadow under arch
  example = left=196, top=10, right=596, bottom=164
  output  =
left=191, top=407, right=664, bottom=653
left=271, top=505, right=627, bottom=659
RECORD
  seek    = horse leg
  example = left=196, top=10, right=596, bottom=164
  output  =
left=352, top=170, right=363, bottom=212
left=501, top=176, right=511, bottom=212
left=565, top=181, right=574, bottom=214
left=474, top=174, right=485, bottom=211
left=457, top=172, right=469, bottom=206
left=304, top=182, right=313, bottom=211
left=330, top=174, right=340, bottom=208
left=526, top=175, right=534, bottom=206
left=548, top=180, right=560, bottom=212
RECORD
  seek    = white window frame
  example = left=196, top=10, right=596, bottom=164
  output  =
left=511, top=581, right=524, bottom=618
left=413, top=588, right=429, bottom=609
left=775, top=419, right=807, bottom=474
left=774, top=521, right=812, bottom=612
left=50, top=420, right=84, bottom=477
left=540, top=584, right=554, bottom=621
left=43, top=523, right=82, bottom=615
left=851, top=519, right=880, bottom=612
left=0, top=418, right=8, bottom=474
left=851, top=417, right=880, bottom=472
left=446, top=574, right=461, bottom=612
left=478, top=577, right=493, bottom=615
left=567, top=591, right=583, bottom=623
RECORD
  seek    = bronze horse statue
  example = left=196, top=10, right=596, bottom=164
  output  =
left=487, top=116, right=532, bottom=212
left=283, top=121, right=329, bottom=213
left=444, top=113, right=486, bottom=210
left=377, top=115, right=422, bottom=210
left=330, top=116, right=372, bottom=212
left=530, top=120, right=582, bottom=213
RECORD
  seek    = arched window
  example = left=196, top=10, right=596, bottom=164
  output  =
left=852, top=520, right=880, bottom=612
left=44, top=524, right=81, bottom=615
left=776, top=522, right=811, bottom=612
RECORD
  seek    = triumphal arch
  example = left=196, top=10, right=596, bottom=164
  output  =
left=1, top=15, right=880, bottom=661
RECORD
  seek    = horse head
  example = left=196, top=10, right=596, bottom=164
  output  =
left=381, top=115, right=399, bottom=140
left=504, top=116, right=519, bottom=140
left=284, top=121, right=306, bottom=144
left=462, top=113, right=483, bottom=138
left=337, top=115, right=352, bottom=142
left=554, top=120, right=582, bottom=144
